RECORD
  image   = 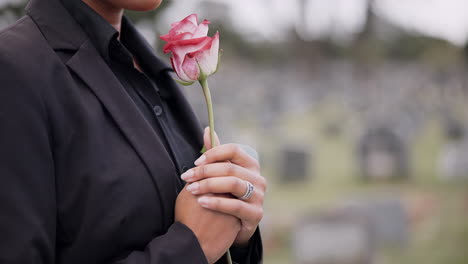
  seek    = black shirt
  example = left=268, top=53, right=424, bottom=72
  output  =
left=61, top=0, right=197, bottom=192
left=59, top=1, right=256, bottom=262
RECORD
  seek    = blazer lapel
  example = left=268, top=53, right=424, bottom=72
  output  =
left=27, top=0, right=204, bottom=228
left=66, top=39, right=178, bottom=227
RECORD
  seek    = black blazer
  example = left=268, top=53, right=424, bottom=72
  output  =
left=0, top=0, right=261, bottom=263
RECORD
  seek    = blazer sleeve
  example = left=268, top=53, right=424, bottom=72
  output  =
left=0, top=54, right=57, bottom=263
left=114, top=222, right=207, bottom=264
left=229, top=228, right=263, bottom=264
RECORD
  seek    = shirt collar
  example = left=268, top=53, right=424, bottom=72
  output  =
left=59, top=0, right=171, bottom=74
left=120, top=16, right=173, bottom=76
left=60, top=0, right=118, bottom=62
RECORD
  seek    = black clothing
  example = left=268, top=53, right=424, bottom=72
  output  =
left=61, top=0, right=193, bottom=189
left=0, top=0, right=262, bottom=263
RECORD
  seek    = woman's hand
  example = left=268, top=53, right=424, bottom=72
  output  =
left=175, top=186, right=240, bottom=263
left=181, top=128, right=267, bottom=245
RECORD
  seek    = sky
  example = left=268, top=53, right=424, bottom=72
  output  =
left=160, top=0, right=468, bottom=46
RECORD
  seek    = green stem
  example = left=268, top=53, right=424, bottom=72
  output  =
left=200, top=78, right=216, bottom=148
left=199, top=78, right=232, bottom=264
left=226, top=250, right=233, bottom=264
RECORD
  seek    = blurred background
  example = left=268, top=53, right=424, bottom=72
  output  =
left=2, top=0, right=468, bottom=263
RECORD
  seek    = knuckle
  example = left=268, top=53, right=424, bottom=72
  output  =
left=255, top=189, right=265, bottom=202
left=200, top=179, right=209, bottom=191
left=233, top=202, right=243, bottom=215
left=228, top=143, right=241, bottom=155
left=255, top=175, right=268, bottom=192
left=207, top=179, right=218, bottom=192
left=247, top=156, right=261, bottom=170
left=257, top=176, right=267, bottom=191
left=254, top=207, right=264, bottom=223
left=252, top=160, right=261, bottom=171
left=234, top=178, right=244, bottom=191
left=244, top=223, right=256, bottom=232
left=193, top=166, right=201, bottom=179
left=198, top=165, right=207, bottom=179
left=211, top=197, right=221, bottom=208
left=227, top=163, right=236, bottom=175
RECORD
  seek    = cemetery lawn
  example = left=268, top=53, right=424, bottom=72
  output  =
left=262, top=115, right=468, bottom=263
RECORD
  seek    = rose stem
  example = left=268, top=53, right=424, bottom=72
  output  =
left=199, top=78, right=233, bottom=264
left=200, top=78, right=216, bottom=148
left=226, top=250, right=233, bottom=264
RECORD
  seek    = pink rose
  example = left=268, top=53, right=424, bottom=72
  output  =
left=161, top=14, right=220, bottom=84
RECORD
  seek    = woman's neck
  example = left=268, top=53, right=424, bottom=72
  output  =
left=82, top=0, right=124, bottom=33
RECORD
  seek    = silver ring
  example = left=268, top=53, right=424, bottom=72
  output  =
left=239, top=181, right=254, bottom=200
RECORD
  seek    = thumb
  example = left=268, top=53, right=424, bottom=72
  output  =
left=203, top=127, right=220, bottom=150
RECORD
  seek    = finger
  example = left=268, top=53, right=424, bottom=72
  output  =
left=182, top=162, right=268, bottom=193
left=203, top=126, right=220, bottom=150
left=194, top=143, right=260, bottom=170
left=181, top=162, right=258, bottom=183
left=187, top=177, right=260, bottom=200
left=198, top=195, right=263, bottom=225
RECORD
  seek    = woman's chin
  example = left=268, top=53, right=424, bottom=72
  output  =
left=123, top=0, right=162, bottom=11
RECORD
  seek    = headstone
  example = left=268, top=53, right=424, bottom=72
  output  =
left=343, top=197, right=409, bottom=248
left=279, top=146, right=312, bottom=183
left=358, top=127, right=408, bottom=181
left=438, top=121, right=468, bottom=180
left=293, top=208, right=374, bottom=264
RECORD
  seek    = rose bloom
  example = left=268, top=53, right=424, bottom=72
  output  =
left=161, top=14, right=220, bottom=83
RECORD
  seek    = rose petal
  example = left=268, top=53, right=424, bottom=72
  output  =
left=167, top=37, right=212, bottom=82
left=186, top=38, right=212, bottom=58
left=195, top=31, right=220, bottom=76
left=192, top=19, right=211, bottom=38
left=161, top=14, right=220, bottom=82
left=160, top=14, right=199, bottom=42
left=173, top=14, right=198, bottom=35
left=171, top=21, right=180, bottom=28
left=171, top=56, right=191, bottom=82
left=182, top=56, right=200, bottom=81
left=163, top=36, right=210, bottom=54
left=185, top=14, right=198, bottom=25
left=166, top=32, right=193, bottom=42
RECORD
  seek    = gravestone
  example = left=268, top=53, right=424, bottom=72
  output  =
left=293, top=208, right=374, bottom=264
left=279, top=146, right=312, bottom=183
left=343, top=197, right=409, bottom=248
left=438, top=121, right=468, bottom=180
left=358, top=127, right=408, bottom=181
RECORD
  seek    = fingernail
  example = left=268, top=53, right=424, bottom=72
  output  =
left=204, top=127, right=210, bottom=133
left=181, top=170, right=194, bottom=181
left=198, top=197, right=210, bottom=208
left=186, top=182, right=200, bottom=194
left=194, top=155, right=206, bottom=166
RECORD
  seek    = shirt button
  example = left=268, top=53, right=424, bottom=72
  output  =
left=153, top=105, right=163, bottom=116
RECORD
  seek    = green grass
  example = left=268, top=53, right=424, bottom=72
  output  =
left=258, top=106, right=468, bottom=264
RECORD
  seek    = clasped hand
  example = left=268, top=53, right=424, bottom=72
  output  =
left=174, top=128, right=266, bottom=263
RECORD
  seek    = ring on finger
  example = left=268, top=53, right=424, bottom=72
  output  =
left=239, top=180, right=254, bottom=201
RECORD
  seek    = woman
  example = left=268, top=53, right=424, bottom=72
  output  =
left=0, top=0, right=266, bottom=263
